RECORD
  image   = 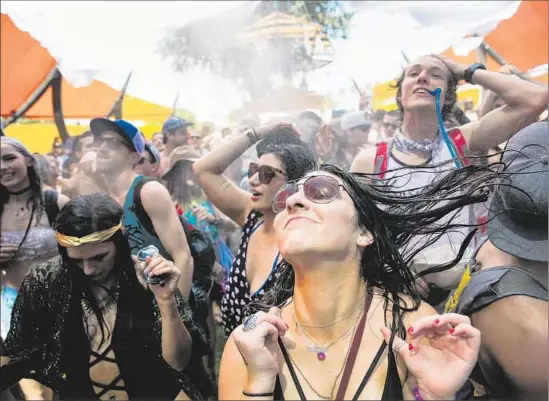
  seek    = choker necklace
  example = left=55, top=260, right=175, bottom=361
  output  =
left=393, top=129, right=442, bottom=155
left=8, top=186, right=31, bottom=195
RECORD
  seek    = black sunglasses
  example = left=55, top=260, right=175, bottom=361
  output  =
left=248, top=162, right=285, bottom=185
left=272, top=175, right=346, bottom=214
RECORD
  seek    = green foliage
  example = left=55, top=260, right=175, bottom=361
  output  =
left=159, top=0, right=353, bottom=99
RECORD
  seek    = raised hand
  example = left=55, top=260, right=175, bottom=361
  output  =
left=131, top=253, right=181, bottom=302
left=232, top=307, right=289, bottom=384
left=381, top=313, right=480, bottom=400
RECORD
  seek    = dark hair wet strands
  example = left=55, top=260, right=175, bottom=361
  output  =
left=0, top=137, right=44, bottom=223
left=54, top=193, right=149, bottom=349
left=393, top=54, right=459, bottom=123
left=256, top=126, right=317, bottom=182
left=248, top=159, right=508, bottom=338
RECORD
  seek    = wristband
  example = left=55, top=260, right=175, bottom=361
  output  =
left=242, top=390, right=274, bottom=397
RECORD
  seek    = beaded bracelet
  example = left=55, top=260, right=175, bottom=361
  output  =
left=412, top=386, right=424, bottom=401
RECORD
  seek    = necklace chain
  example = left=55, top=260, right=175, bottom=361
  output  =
left=284, top=305, right=363, bottom=400
left=292, top=292, right=366, bottom=329
left=297, top=301, right=363, bottom=354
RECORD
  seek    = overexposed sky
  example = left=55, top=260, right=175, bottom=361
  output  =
left=2, top=1, right=521, bottom=122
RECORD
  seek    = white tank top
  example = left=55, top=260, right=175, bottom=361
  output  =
left=382, top=139, right=487, bottom=271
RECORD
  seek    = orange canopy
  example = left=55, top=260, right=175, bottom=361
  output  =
left=441, top=1, right=548, bottom=83
left=0, top=13, right=56, bottom=117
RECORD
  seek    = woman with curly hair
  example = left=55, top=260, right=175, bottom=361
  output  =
left=193, top=124, right=317, bottom=336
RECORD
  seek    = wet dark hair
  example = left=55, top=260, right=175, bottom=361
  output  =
left=393, top=55, right=459, bottom=123
left=0, top=138, right=44, bottom=223
left=248, top=160, right=507, bottom=338
left=256, top=127, right=317, bottom=182
left=55, top=192, right=150, bottom=348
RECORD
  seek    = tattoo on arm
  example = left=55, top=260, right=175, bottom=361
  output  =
left=220, top=177, right=232, bottom=192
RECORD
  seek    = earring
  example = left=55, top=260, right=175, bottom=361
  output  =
left=358, top=237, right=373, bottom=247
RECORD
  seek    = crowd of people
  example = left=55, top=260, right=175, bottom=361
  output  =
left=0, top=54, right=548, bottom=400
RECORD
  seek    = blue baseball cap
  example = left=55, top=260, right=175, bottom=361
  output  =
left=162, top=116, right=193, bottom=134
left=144, top=141, right=161, bottom=164
left=90, top=118, right=145, bottom=154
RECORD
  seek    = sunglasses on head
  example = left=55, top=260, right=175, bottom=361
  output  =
left=248, top=162, right=285, bottom=185
left=272, top=175, right=346, bottom=214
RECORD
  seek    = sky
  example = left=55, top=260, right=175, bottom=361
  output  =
left=2, top=1, right=522, bottom=123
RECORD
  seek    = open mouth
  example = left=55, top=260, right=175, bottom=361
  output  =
left=0, top=171, right=15, bottom=180
left=250, top=191, right=262, bottom=201
left=413, top=88, right=432, bottom=96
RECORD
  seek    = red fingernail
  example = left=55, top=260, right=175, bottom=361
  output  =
left=407, top=327, right=414, bottom=334
left=449, top=328, right=455, bottom=334
left=408, top=344, right=414, bottom=351
left=433, top=319, right=440, bottom=326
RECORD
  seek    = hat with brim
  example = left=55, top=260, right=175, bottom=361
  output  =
left=162, top=146, right=201, bottom=180
left=487, top=121, right=548, bottom=262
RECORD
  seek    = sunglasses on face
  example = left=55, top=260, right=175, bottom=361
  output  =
left=272, top=175, right=346, bottom=214
left=248, top=162, right=285, bottom=185
left=137, top=157, right=153, bottom=165
left=383, top=122, right=398, bottom=129
left=93, top=135, right=130, bottom=150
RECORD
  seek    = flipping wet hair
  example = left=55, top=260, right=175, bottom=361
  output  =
left=248, top=158, right=508, bottom=338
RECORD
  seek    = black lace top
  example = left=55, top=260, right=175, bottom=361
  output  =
left=0, top=256, right=214, bottom=399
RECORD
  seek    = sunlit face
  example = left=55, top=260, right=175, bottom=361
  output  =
left=248, top=153, right=287, bottom=212
left=0, top=144, right=32, bottom=190
left=400, top=56, right=451, bottom=114
left=66, top=241, right=117, bottom=283
left=152, top=133, right=165, bottom=152
left=94, top=131, right=139, bottom=173
left=273, top=172, right=365, bottom=266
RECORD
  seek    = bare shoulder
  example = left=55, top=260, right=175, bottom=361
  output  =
left=350, top=145, right=378, bottom=173
left=472, top=294, right=547, bottom=330
left=140, top=180, right=172, bottom=208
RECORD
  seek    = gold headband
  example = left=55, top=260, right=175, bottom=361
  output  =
left=56, top=224, right=122, bottom=248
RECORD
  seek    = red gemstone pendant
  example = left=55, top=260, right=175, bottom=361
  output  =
left=317, top=351, right=326, bottom=361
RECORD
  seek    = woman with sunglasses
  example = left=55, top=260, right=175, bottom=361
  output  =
left=218, top=162, right=507, bottom=400
left=193, top=125, right=316, bottom=336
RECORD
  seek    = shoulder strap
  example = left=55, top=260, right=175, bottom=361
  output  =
left=447, top=128, right=469, bottom=167
left=373, top=141, right=390, bottom=179
left=335, top=293, right=372, bottom=400
left=43, top=190, right=60, bottom=227
left=132, top=176, right=157, bottom=235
